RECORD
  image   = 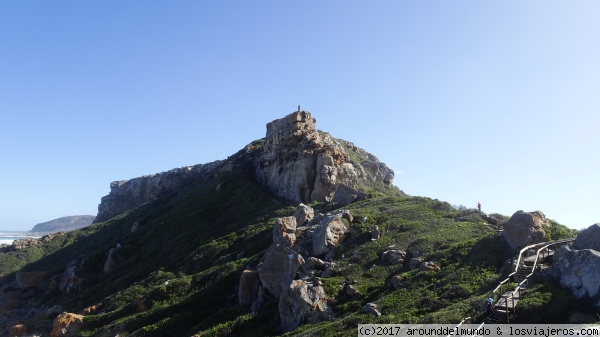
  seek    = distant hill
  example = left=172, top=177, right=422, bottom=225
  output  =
left=29, top=215, right=95, bottom=233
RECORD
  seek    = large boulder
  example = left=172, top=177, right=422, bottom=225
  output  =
left=273, top=217, right=297, bottom=247
left=258, top=244, right=304, bottom=298
left=50, top=312, right=84, bottom=337
left=573, top=224, right=600, bottom=251
left=553, top=246, right=600, bottom=308
left=313, top=215, right=348, bottom=258
left=278, top=279, right=331, bottom=332
left=331, top=184, right=366, bottom=206
left=502, top=210, right=548, bottom=249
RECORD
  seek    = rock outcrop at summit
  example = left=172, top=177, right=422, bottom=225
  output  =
left=94, top=109, right=395, bottom=224
left=255, top=111, right=394, bottom=204
left=502, top=210, right=549, bottom=249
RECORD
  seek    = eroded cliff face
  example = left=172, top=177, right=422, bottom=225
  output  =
left=94, top=161, right=228, bottom=223
left=255, top=110, right=394, bottom=204
left=95, top=110, right=395, bottom=223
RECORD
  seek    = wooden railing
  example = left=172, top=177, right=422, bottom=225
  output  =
left=490, top=238, right=575, bottom=322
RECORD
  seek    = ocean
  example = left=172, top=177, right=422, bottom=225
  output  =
left=0, top=232, right=41, bottom=245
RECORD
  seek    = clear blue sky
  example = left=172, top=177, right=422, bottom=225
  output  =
left=1, top=1, right=598, bottom=231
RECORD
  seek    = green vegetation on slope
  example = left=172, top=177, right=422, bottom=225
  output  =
left=0, top=156, right=582, bottom=336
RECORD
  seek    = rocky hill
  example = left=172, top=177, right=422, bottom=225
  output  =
left=29, top=215, right=96, bottom=233
left=95, top=110, right=394, bottom=224
left=0, top=110, right=589, bottom=337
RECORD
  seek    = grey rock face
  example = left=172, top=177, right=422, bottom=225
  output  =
left=255, top=110, right=394, bottom=204
left=313, top=214, right=348, bottom=258
left=573, top=223, right=600, bottom=251
left=278, top=279, right=331, bottom=332
left=273, top=216, right=297, bottom=247
left=258, top=244, right=304, bottom=298
left=95, top=110, right=396, bottom=223
left=60, top=258, right=85, bottom=294
left=502, top=210, right=548, bottom=250
left=293, top=203, right=315, bottom=227
left=95, top=160, right=225, bottom=223
left=553, top=245, right=600, bottom=308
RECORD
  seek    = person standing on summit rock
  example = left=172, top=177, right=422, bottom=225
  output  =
left=478, top=202, right=482, bottom=213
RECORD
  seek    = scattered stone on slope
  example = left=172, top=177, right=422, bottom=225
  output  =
left=573, top=223, right=600, bottom=251
left=312, top=214, right=348, bottom=258
left=361, top=303, right=381, bottom=317
left=409, top=257, right=423, bottom=270
left=342, top=209, right=353, bottom=223
left=278, top=279, right=331, bottom=332
left=380, top=249, right=406, bottom=265
left=419, top=261, right=441, bottom=272
left=502, top=210, right=548, bottom=250
left=389, top=275, right=403, bottom=290
left=344, top=284, right=361, bottom=297
left=371, top=225, right=381, bottom=240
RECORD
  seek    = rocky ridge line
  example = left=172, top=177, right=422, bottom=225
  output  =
left=94, top=110, right=396, bottom=223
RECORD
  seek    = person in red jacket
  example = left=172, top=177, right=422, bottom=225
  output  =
left=477, top=202, right=482, bottom=213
